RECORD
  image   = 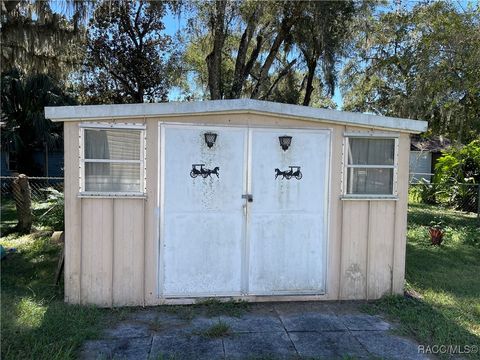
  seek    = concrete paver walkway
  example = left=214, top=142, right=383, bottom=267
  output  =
left=80, top=301, right=427, bottom=359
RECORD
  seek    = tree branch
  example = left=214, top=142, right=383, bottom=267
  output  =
left=251, top=4, right=298, bottom=99
left=228, top=5, right=259, bottom=98
left=261, top=58, right=297, bottom=100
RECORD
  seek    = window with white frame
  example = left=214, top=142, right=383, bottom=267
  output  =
left=80, top=125, right=146, bottom=195
left=344, top=136, right=397, bottom=196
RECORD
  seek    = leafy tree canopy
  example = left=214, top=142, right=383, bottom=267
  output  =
left=1, top=69, right=76, bottom=175
left=180, top=0, right=357, bottom=106
left=341, top=2, right=480, bottom=143
left=79, top=0, right=181, bottom=104
left=1, top=0, right=91, bottom=80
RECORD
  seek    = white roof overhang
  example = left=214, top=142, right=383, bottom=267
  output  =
left=45, top=99, right=427, bottom=133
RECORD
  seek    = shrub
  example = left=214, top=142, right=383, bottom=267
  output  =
left=35, top=188, right=64, bottom=230
left=409, top=179, right=438, bottom=204
left=434, top=139, right=480, bottom=212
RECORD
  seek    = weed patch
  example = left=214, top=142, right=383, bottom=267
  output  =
left=201, top=321, right=230, bottom=338
left=196, top=298, right=250, bottom=317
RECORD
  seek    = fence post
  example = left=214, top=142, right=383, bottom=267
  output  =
left=12, top=174, right=33, bottom=234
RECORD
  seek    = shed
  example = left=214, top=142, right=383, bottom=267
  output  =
left=45, top=99, right=427, bottom=306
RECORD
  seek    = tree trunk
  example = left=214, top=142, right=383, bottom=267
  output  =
left=135, top=86, right=144, bottom=103
left=12, top=174, right=33, bottom=234
left=227, top=7, right=259, bottom=99
left=250, top=6, right=296, bottom=99
left=457, top=102, right=468, bottom=143
left=206, top=0, right=227, bottom=100
left=303, top=59, right=317, bottom=106
left=262, top=59, right=298, bottom=100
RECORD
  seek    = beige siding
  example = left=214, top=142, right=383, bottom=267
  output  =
left=338, top=129, right=409, bottom=300
left=81, top=198, right=114, bottom=306
left=392, top=133, right=410, bottom=294
left=63, top=120, right=150, bottom=306
left=339, top=200, right=398, bottom=301
left=63, top=123, right=82, bottom=303
left=113, top=199, right=145, bottom=306
left=144, top=119, right=159, bottom=304
left=367, top=201, right=396, bottom=299
left=325, top=125, right=344, bottom=300
left=63, top=113, right=410, bottom=306
left=340, top=201, right=369, bottom=300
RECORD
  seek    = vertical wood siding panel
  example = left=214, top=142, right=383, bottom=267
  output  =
left=367, top=201, right=395, bottom=299
left=113, top=199, right=145, bottom=306
left=144, top=119, right=159, bottom=305
left=64, top=122, right=82, bottom=303
left=392, top=134, right=410, bottom=293
left=81, top=198, right=113, bottom=306
left=327, top=126, right=343, bottom=300
left=340, top=201, right=369, bottom=299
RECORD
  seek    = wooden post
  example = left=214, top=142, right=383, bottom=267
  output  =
left=12, top=174, right=33, bottom=234
left=53, top=231, right=65, bottom=285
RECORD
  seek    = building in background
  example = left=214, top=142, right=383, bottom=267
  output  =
left=409, top=135, right=451, bottom=183
left=0, top=148, right=63, bottom=177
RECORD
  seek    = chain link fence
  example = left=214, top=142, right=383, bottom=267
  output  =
left=1, top=176, right=64, bottom=201
left=1, top=176, right=64, bottom=233
left=408, top=181, right=479, bottom=247
left=408, top=182, right=479, bottom=219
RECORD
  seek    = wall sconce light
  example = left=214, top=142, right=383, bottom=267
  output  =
left=204, top=132, right=217, bottom=148
left=278, top=135, right=292, bottom=151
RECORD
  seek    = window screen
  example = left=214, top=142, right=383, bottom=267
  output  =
left=81, top=128, right=145, bottom=194
left=345, top=138, right=396, bottom=195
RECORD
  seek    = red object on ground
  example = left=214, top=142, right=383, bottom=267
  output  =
left=429, top=227, right=444, bottom=245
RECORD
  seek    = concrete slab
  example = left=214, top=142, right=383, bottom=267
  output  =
left=149, top=312, right=193, bottom=333
left=279, top=312, right=347, bottom=332
left=215, top=314, right=285, bottom=333
left=156, top=311, right=192, bottom=322
left=82, top=302, right=426, bottom=360
left=103, top=322, right=151, bottom=339
left=80, top=339, right=113, bottom=359
left=125, top=310, right=159, bottom=323
left=189, top=317, right=222, bottom=333
left=150, top=334, right=224, bottom=360
left=340, top=314, right=391, bottom=331
left=289, top=331, right=369, bottom=359
left=354, top=331, right=428, bottom=360
left=81, top=337, right=152, bottom=360
left=274, top=301, right=335, bottom=315
left=325, top=301, right=367, bottom=315
left=223, top=331, right=297, bottom=359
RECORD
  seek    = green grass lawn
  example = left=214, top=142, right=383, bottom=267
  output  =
left=0, top=233, right=107, bottom=359
left=1, top=197, right=17, bottom=234
left=367, top=203, right=480, bottom=359
left=1, top=196, right=63, bottom=235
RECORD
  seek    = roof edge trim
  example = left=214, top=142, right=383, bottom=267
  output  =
left=45, top=99, right=428, bottom=133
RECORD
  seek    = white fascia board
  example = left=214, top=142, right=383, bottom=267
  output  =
left=45, top=99, right=428, bottom=133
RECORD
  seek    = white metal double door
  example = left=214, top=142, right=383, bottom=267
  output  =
left=160, top=124, right=330, bottom=297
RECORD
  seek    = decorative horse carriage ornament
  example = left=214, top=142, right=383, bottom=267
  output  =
left=275, top=166, right=302, bottom=180
left=190, top=164, right=220, bottom=178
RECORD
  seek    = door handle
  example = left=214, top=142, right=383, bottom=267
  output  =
left=242, top=194, right=253, bottom=202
